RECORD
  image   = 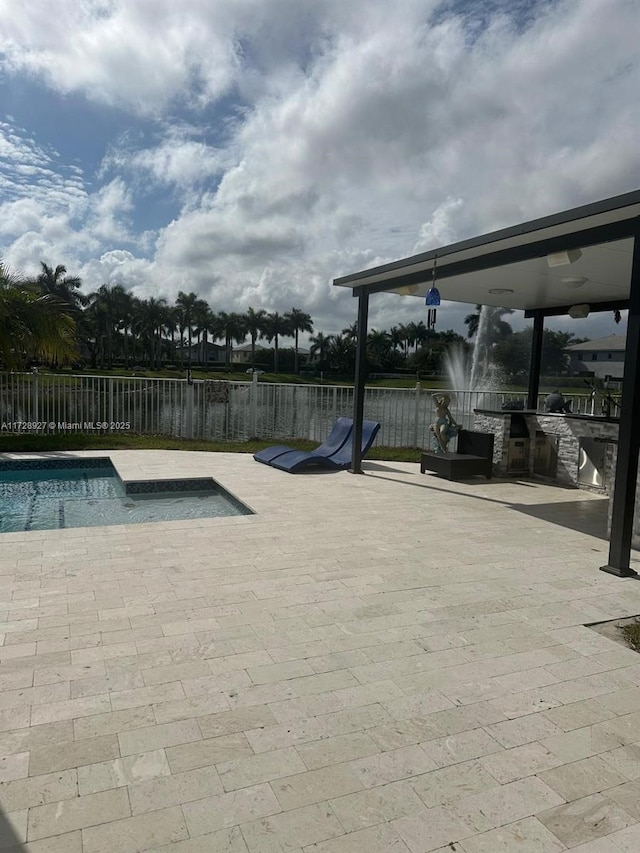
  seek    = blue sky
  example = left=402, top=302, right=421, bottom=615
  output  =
left=1, top=0, right=639, bottom=345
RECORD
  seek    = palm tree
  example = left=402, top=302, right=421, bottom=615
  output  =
left=366, top=329, right=393, bottom=366
left=111, top=285, right=136, bottom=368
left=163, top=306, right=181, bottom=366
left=285, top=307, right=313, bottom=374
left=244, top=307, right=267, bottom=368
left=403, top=322, right=419, bottom=354
left=217, top=312, right=246, bottom=370
left=396, top=323, right=413, bottom=359
left=86, top=283, right=137, bottom=369
left=464, top=305, right=483, bottom=339
left=342, top=322, right=358, bottom=341
left=193, top=299, right=214, bottom=366
left=175, top=291, right=199, bottom=365
left=264, top=312, right=293, bottom=373
left=464, top=305, right=513, bottom=341
left=37, top=262, right=87, bottom=313
left=327, top=333, right=356, bottom=375
left=389, top=326, right=404, bottom=357
left=0, top=260, right=77, bottom=369
left=464, top=304, right=514, bottom=379
left=135, top=297, right=167, bottom=369
left=413, top=321, right=429, bottom=351
left=86, top=285, right=117, bottom=368
left=309, top=331, right=331, bottom=366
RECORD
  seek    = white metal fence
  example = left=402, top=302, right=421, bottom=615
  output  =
left=0, top=372, right=615, bottom=448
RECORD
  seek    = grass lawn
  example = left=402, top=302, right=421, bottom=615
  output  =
left=0, top=432, right=422, bottom=463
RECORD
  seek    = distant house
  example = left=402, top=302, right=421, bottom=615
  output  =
left=566, top=334, right=625, bottom=381
left=181, top=341, right=225, bottom=364
left=232, top=343, right=310, bottom=369
left=233, top=343, right=268, bottom=364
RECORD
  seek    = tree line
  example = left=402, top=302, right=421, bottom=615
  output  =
left=0, top=260, right=583, bottom=378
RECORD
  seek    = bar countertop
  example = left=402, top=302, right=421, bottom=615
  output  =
left=474, top=408, right=620, bottom=425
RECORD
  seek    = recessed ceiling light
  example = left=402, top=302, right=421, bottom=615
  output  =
left=488, top=288, right=514, bottom=294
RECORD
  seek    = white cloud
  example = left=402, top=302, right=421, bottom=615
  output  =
left=0, top=0, right=639, bottom=345
left=0, top=0, right=240, bottom=116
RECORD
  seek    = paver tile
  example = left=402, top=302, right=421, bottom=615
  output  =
left=393, top=805, right=475, bottom=852
left=27, top=787, right=131, bottom=841
left=459, top=816, right=566, bottom=852
left=420, top=728, right=503, bottom=768
left=118, top=718, right=201, bottom=755
left=128, top=764, right=223, bottom=812
left=81, top=804, right=189, bottom=853
left=182, top=783, right=282, bottom=836
left=450, top=776, right=565, bottom=833
left=0, top=751, right=29, bottom=783
left=330, top=781, right=425, bottom=833
left=0, top=769, right=78, bottom=812
left=297, top=731, right=380, bottom=770
left=538, top=793, right=637, bottom=848
left=0, top=831, right=83, bottom=853
left=539, top=754, right=629, bottom=801
left=73, top=706, right=156, bottom=740
left=152, top=826, right=249, bottom=853
left=28, top=734, right=120, bottom=775
left=240, top=801, right=344, bottom=851
left=271, top=764, right=364, bottom=811
left=301, top=822, right=411, bottom=852
left=77, top=749, right=170, bottom=795
left=166, top=732, right=253, bottom=773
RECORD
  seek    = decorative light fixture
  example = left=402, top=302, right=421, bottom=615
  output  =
left=561, top=276, right=588, bottom=289
left=568, top=303, right=590, bottom=319
left=425, top=255, right=440, bottom=330
left=547, top=249, right=582, bottom=267
left=488, top=288, right=514, bottom=295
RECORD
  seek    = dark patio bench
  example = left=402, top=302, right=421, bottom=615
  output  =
left=420, top=429, right=494, bottom=480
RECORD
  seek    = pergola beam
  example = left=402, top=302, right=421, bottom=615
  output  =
left=524, top=300, right=628, bottom=319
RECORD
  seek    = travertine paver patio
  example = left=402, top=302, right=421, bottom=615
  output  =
left=2, top=450, right=640, bottom=852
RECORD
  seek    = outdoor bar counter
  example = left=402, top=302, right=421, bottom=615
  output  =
left=473, top=408, right=619, bottom=491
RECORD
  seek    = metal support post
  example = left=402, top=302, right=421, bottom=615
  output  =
left=527, top=311, right=544, bottom=410
left=350, top=290, right=369, bottom=474
left=602, top=232, right=640, bottom=577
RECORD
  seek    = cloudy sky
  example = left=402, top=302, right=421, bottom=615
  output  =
left=1, top=0, right=639, bottom=345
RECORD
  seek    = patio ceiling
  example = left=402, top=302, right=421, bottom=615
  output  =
left=334, top=189, right=640, bottom=315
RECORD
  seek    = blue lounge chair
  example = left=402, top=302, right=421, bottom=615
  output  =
left=269, top=419, right=381, bottom=473
left=253, top=417, right=353, bottom=467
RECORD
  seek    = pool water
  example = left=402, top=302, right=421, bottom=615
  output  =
left=0, top=458, right=252, bottom=532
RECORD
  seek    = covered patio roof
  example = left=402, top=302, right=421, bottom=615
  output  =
left=333, top=189, right=640, bottom=578
left=334, top=189, right=640, bottom=315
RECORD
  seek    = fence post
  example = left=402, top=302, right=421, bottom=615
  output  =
left=413, top=382, right=421, bottom=448
left=108, top=377, right=114, bottom=431
left=185, top=381, right=194, bottom=439
left=250, top=372, right=258, bottom=438
left=32, top=372, right=39, bottom=424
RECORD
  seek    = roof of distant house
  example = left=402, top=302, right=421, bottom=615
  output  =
left=566, top=334, right=626, bottom=352
left=234, top=343, right=268, bottom=352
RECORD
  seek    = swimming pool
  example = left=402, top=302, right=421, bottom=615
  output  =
left=0, top=458, right=252, bottom=532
